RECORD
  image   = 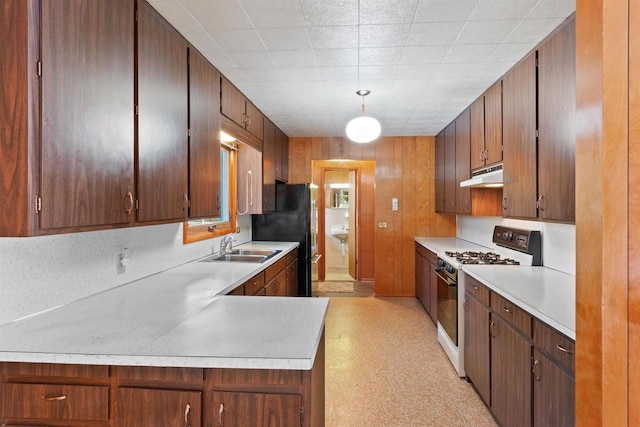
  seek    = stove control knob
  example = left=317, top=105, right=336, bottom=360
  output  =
left=446, top=265, right=455, bottom=274
left=437, top=259, right=446, bottom=267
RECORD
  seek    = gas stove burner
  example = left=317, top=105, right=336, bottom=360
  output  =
left=444, top=250, right=520, bottom=265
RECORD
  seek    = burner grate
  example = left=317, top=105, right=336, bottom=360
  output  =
left=444, top=251, right=520, bottom=265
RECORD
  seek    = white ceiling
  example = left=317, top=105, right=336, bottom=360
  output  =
left=147, top=0, right=575, bottom=137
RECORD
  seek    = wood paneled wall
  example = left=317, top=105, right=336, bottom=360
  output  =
left=289, top=136, right=456, bottom=297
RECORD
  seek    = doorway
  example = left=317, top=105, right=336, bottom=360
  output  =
left=311, top=160, right=375, bottom=296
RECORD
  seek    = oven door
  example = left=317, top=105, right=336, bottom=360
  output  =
left=434, top=267, right=458, bottom=346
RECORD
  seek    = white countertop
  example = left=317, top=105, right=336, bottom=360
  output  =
left=0, top=242, right=329, bottom=370
left=415, top=237, right=575, bottom=340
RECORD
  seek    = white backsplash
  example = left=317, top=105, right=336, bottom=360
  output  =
left=0, top=215, right=252, bottom=325
left=457, top=216, right=576, bottom=276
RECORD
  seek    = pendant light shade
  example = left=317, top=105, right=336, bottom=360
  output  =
left=346, top=90, right=381, bottom=143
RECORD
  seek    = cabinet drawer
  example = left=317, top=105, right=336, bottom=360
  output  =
left=415, top=243, right=437, bottom=264
left=1, top=383, right=109, bottom=421
left=491, top=293, right=532, bottom=337
left=265, top=258, right=286, bottom=283
left=244, top=272, right=265, bottom=296
left=533, top=319, right=575, bottom=374
left=116, top=366, right=203, bottom=385
left=465, top=275, right=490, bottom=306
left=285, top=250, right=297, bottom=266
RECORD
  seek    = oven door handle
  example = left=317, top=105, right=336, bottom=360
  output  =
left=433, top=268, right=457, bottom=287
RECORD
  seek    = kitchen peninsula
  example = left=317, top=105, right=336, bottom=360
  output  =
left=0, top=242, right=327, bottom=426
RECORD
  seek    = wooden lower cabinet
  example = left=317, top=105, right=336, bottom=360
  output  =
left=115, top=388, right=202, bottom=427
left=532, top=349, right=575, bottom=427
left=464, top=290, right=490, bottom=406
left=414, top=244, right=437, bottom=324
left=0, top=331, right=325, bottom=426
left=490, top=314, right=533, bottom=427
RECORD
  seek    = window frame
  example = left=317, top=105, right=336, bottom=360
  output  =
left=183, top=146, right=237, bottom=244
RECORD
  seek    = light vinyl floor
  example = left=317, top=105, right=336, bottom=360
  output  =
left=324, top=297, right=497, bottom=426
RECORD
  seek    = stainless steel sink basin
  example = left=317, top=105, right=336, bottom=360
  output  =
left=200, top=249, right=281, bottom=263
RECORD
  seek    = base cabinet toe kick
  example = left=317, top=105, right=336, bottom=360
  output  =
left=0, top=333, right=325, bottom=427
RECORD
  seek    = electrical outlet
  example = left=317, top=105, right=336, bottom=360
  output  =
left=236, top=226, right=241, bottom=233
left=378, top=222, right=387, bottom=228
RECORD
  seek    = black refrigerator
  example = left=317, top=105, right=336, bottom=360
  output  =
left=252, top=184, right=312, bottom=297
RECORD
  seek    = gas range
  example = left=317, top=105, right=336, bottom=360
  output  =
left=436, top=226, right=542, bottom=378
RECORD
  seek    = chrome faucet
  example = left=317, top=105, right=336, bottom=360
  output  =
left=220, top=235, right=237, bottom=254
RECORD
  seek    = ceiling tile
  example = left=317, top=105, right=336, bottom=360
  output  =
left=444, top=44, right=499, bottom=63
left=407, top=22, right=466, bottom=46
left=240, top=68, right=285, bottom=82
left=435, top=63, right=480, bottom=78
left=257, top=28, right=313, bottom=50
left=239, top=0, right=306, bottom=28
left=527, top=0, right=576, bottom=19
left=308, top=26, right=358, bottom=49
left=401, top=45, right=451, bottom=64
left=212, top=29, right=266, bottom=51
left=397, top=63, right=439, bottom=79
left=413, top=0, right=479, bottom=23
left=318, top=66, right=359, bottom=80
left=359, top=24, right=412, bottom=48
left=270, top=50, right=317, bottom=67
left=299, top=0, right=358, bottom=26
left=469, top=0, right=538, bottom=21
left=357, top=65, right=399, bottom=80
left=487, top=42, right=537, bottom=62
left=474, top=61, right=513, bottom=77
left=149, top=1, right=203, bottom=30
left=279, top=67, right=323, bottom=81
left=359, top=0, right=420, bottom=24
left=314, top=49, right=359, bottom=66
left=226, top=51, right=276, bottom=67
left=456, top=20, right=520, bottom=44
left=505, top=18, right=566, bottom=43
left=182, top=0, right=253, bottom=30
left=358, top=47, right=404, bottom=65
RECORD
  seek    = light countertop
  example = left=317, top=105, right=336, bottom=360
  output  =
left=0, top=242, right=329, bottom=370
left=415, top=237, right=575, bottom=340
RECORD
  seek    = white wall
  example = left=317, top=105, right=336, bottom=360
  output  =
left=457, top=216, right=576, bottom=276
left=324, top=208, right=349, bottom=269
left=0, top=215, right=252, bottom=325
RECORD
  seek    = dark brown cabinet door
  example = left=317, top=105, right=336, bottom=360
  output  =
left=484, top=81, right=503, bottom=166
left=455, top=109, right=471, bottom=214
left=189, top=48, right=221, bottom=219
left=282, top=134, right=289, bottom=182
left=262, top=118, right=277, bottom=212
left=538, top=18, right=576, bottom=223
left=470, top=96, right=486, bottom=170
left=444, top=122, right=457, bottom=213
left=502, top=52, right=537, bottom=219
left=212, top=391, right=301, bottom=427
left=435, top=131, right=446, bottom=212
left=532, top=349, right=575, bottom=427
left=415, top=251, right=430, bottom=314
left=137, top=0, right=188, bottom=223
left=464, top=294, right=490, bottom=406
left=245, top=101, right=264, bottom=140
left=275, top=127, right=285, bottom=181
left=491, top=315, right=533, bottom=427
left=115, top=388, right=201, bottom=427
left=40, top=0, right=134, bottom=230
left=285, top=259, right=298, bottom=296
left=236, top=143, right=263, bottom=215
left=221, top=77, right=246, bottom=129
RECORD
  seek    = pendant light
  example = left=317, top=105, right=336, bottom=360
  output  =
left=346, top=90, right=381, bottom=143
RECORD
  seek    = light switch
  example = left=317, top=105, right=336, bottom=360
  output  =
left=392, top=198, right=399, bottom=211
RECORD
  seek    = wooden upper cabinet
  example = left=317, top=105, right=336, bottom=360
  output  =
left=502, top=52, right=537, bottom=219
left=444, top=122, right=457, bottom=213
left=39, top=0, right=135, bottom=230
left=455, top=109, right=471, bottom=215
left=262, top=118, right=277, bottom=213
left=435, top=131, right=446, bottom=213
left=137, top=0, right=189, bottom=223
left=188, top=47, right=221, bottom=219
left=221, top=77, right=264, bottom=140
left=275, top=127, right=289, bottom=182
left=470, top=96, right=486, bottom=171
left=484, top=80, right=503, bottom=167
left=537, top=17, right=576, bottom=223
left=237, top=143, right=263, bottom=215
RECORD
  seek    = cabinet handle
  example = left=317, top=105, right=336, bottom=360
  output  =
left=489, top=321, right=496, bottom=337
left=246, top=115, right=251, bottom=127
left=484, top=149, right=488, bottom=160
left=184, top=403, right=191, bottom=427
left=241, top=113, right=247, bottom=125
left=503, top=197, right=507, bottom=211
left=532, top=359, right=542, bottom=381
left=537, top=195, right=545, bottom=211
left=183, top=194, right=189, bottom=212
left=556, top=344, right=573, bottom=355
left=463, top=299, right=468, bottom=312
left=472, top=285, right=479, bottom=291
left=216, top=195, right=221, bottom=209
left=480, top=151, right=485, bottom=161
left=218, top=403, right=224, bottom=426
left=123, top=191, right=134, bottom=214
left=237, top=170, right=250, bottom=215
left=248, top=170, right=253, bottom=207
left=41, top=394, right=67, bottom=401
left=502, top=306, right=512, bottom=314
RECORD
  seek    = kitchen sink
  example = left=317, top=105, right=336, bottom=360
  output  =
left=200, top=249, right=281, bottom=263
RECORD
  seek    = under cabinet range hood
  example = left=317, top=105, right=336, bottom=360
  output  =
left=460, top=164, right=503, bottom=188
